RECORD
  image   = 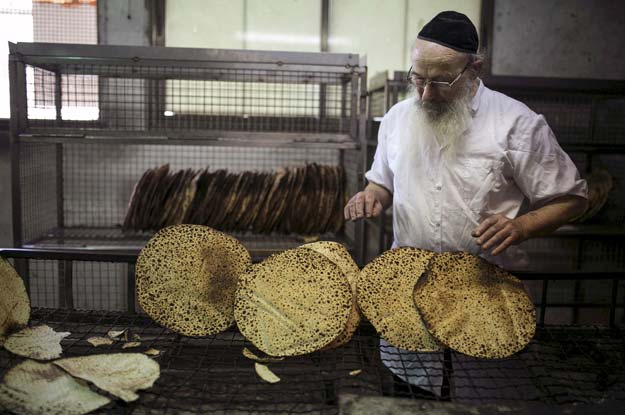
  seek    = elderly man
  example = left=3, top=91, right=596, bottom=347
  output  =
left=344, top=11, right=588, bottom=397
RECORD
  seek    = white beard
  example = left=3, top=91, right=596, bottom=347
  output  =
left=412, top=85, right=473, bottom=162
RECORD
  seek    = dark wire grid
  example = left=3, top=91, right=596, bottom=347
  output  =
left=1, top=308, right=624, bottom=415
left=25, top=64, right=354, bottom=135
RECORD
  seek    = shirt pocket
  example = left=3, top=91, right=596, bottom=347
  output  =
left=455, top=159, right=504, bottom=210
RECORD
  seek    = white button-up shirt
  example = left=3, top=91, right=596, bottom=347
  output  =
left=365, top=80, right=588, bottom=394
left=366, top=80, right=588, bottom=269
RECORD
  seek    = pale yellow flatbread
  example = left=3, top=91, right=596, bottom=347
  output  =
left=235, top=249, right=351, bottom=356
left=357, top=247, right=439, bottom=352
left=414, top=251, right=536, bottom=359
left=136, top=224, right=251, bottom=336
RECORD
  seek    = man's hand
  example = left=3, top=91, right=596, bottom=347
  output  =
left=472, top=214, right=528, bottom=256
left=344, top=188, right=385, bottom=221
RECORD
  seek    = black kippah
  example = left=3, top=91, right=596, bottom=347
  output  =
left=417, top=11, right=478, bottom=53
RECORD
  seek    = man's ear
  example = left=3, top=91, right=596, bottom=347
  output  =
left=469, top=59, right=483, bottom=78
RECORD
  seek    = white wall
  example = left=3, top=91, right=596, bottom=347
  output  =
left=328, top=0, right=481, bottom=82
left=166, top=0, right=320, bottom=51
left=165, top=0, right=482, bottom=81
left=166, top=0, right=245, bottom=49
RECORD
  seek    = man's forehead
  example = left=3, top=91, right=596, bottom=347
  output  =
left=411, top=39, right=467, bottom=72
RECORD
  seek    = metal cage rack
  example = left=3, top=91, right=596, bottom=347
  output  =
left=8, top=42, right=368, bottom=263
left=1, top=249, right=625, bottom=414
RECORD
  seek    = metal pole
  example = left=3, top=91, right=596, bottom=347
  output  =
left=9, top=51, right=26, bottom=248
left=127, top=263, right=136, bottom=313
left=59, top=260, right=74, bottom=309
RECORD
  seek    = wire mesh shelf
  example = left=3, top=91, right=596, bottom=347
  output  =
left=10, top=43, right=366, bottom=143
left=21, top=227, right=352, bottom=262
left=10, top=43, right=367, bottom=264
left=1, top=308, right=624, bottom=414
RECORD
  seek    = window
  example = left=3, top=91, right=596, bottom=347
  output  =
left=1, top=0, right=98, bottom=119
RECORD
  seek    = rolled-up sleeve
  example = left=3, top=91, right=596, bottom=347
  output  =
left=507, top=114, right=588, bottom=207
left=365, top=116, right=394, bottom=194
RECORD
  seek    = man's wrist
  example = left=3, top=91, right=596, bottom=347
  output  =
left=366, top=182, right=392, bottom=208
left=511, top=215, right=533, bottom=242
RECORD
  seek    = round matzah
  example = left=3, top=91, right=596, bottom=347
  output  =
left=413, top=252, right=536, bottom=359
left=300, top=241, right=361, bottom=349
left=0, top=258, right=30, bottom=341
left=234, top=248, right=352, bottom=356
left=136, top=224, right=251, bottom=336
left=357, top=247, right=440, bottom=352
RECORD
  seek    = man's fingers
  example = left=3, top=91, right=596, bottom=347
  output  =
left=472, top=215, right=498, bottom=237
left=481, top=227, right=508, bottom=250
left=344, top=194, right=357, bottom=220
left=354, top=193, right=365, bottom=219
left=371, top=200, right=383, bottom=217
left=364, top=192, right=375, bottom=217
left=491, top=235, right=515, bottom=256
left=475, top=220, right=503, bottom=246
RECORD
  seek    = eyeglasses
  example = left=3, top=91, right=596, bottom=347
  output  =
left=406, top=62, right=470, bottom=89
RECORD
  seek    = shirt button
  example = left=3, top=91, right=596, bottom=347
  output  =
left=436, top=223, right=440, bottom=227
left=436, top=185, right=442, bottom=191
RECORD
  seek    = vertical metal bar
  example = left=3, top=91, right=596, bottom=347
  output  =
left=377, top=212, right=386, bottom=255
left=353, top=69, right=367, bottom=266
left=350, top=72, right=359, bottom=139
left=127, top=263, right=136, bottom=313
left=242, top=0, right=248, bottom=49
left=339, top=82, right=347, bottom=132
left=150, top=0, right=166, bottom=47
left=572, top=281, right=581, bottom=324
left=383, top=83, right=390, bottom=113
left=609, top=278, right=618, bottom=327
left=540, top=279, right=549, bottom=326
left=96, top=0, right=107, bottom=45
left=390, top=83, right=399, bottom=110
left=320, top=0, right=329, bottom=52
left=14, top=259, right=30, bottom=298
left=147, top=77, right=153, bottom=131
left=401, top=0, right=409, bottom=69
left=56, top=143, right=64, bottom=229
left=572, top=236, right=584, bottom=324
left=479, top=0, right=495, bottom=73
left=441, top=348, right=454, bottom=401
left=58, top=260, right=73, bottom=309
left=588, top=96, right=597, bottom=146
left=9, top=140, right=22, bottom=246
left=55, top=70, right=62, bottom=125
left=9, top=53, right=26, bottom=247
left=319, top=84, right=327, bottom=121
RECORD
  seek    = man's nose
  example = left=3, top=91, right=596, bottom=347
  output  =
left=420, top=83, right=436, bottom=101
